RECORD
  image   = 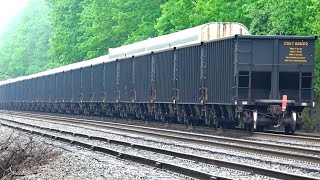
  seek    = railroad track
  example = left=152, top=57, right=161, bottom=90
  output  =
left=5, top=110, right=320, bottom=144
left=0, top=121, right=226, bottom=180
left=3, top=111, right=320, bottom=161
left=4, top=110, right=319, bottom=143
left=0, top=111, right=320, bottom=180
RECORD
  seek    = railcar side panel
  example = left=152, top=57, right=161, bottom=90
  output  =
left=0, top=85, right=4, bottom=102
left=19, top=81, right=23, bottom=102
left=31, top=78, right=38, bottom=102
left=22, top=80, right=28, bottom=102
left=207, top=39, right=235, bottom=104
left=32, top=78, right=38, bottom=101
left=56, top=72, right=64, bottom=102
left=7, top=83, right=13, bottom=102
left=5, top=84, right=9, bottom=102
left=105, top=62, right=117, bottom=102
left=16, top=82, right=20, bottom=102
left=134, top=55, right=151, bottom=103
left=177, top=46, right=201, bottom=103
left=81, top=66, right=92, bottom=102
left=0, top=85, right=5, bottom=102
left=38, top=76, right=45, bottom=102
left=23, top=80, right=29, bottom=102
left=72, top=69, right=81, bottom=102
left=23, top=80, right=28, bottom=102
left=154, top=51, right=174, bottom=103
left=92, top=64, right=104, bottom=102
left=43, top=75, right=50, bottom=102
left=6, top=84, right=11, bottom=102
left=119, top=59, right=133, bottom=102
left=12, top=83, right=17, bottom=102
left=64, top=71, right=72, bottom=102
left=48, top=75, right=56, bottom=102
left=15, top=82, right=20, bottom=102
left=13, top=82, right=19, bottom=102
left=24, top=80, right=31, bottom=102
left=2, top=84, right=7, bottom=102
left=11, top=83, right=16, bottom=102
left=13, top=83, right=17, bottom=102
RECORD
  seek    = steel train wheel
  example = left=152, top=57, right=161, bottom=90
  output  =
left=285, top=125, right=295, bottom=135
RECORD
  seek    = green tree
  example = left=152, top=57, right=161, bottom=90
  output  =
left=192, top=0, right=252, bottom=27
left=155, top=0, right=254, bottom=35
left=244, top=0, right=316, bottom=35
left=79, top=0, right=118, bottom=59
left=155, top=0, right=195, bottom=35
left=0, top=0, right=51, bottom=79
left=46, top=0, right=85, bottom=66
left=79, top=0, right=163, bottom=59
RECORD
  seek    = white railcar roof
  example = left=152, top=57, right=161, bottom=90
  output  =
left=109, top=22, right=250, bottom=60
left=0, top=55, right=110, bottom=86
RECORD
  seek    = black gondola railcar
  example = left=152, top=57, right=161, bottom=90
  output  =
left=0, top=22, right=316, bottom=134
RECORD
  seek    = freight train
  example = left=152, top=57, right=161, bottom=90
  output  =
left=0, top=22, right=316, bottom=134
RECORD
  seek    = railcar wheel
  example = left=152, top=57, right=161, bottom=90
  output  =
left=256, top=125, right=264, bottom=132
left=221, top=122, right=227, bottom=129
left=245, top=123, right=253, bottom=132
left=285, top=125, right=295, bottom=135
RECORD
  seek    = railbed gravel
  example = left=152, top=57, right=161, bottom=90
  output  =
left=0, top=125, right=196, bottom=180
left=2, top=115, right=320, bottom=179
left=1, top=119, right=278, bottom=180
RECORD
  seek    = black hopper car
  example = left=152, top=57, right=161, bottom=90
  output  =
left=0, top=22, right=316, bottom=134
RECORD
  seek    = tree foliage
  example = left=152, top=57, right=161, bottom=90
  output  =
left=244, top=0, right=316, bottom=35
left=155, top=0, right=253, bottom=35
left=0, top=0, right=51, bottom=79
left=46, top=0, right=85, bottom=67
left=79, top=0, right=163, bottom=59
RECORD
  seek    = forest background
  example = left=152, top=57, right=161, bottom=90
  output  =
left=0, top=0, right=319, bottom=131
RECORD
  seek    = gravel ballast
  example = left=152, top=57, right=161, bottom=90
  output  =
left=1, top=120, right=279, bottom=180
left=0, top=125, right=195, bottom=180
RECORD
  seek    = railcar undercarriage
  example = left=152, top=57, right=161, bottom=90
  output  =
left=0, top=101, right=304, bottom=134
left=237, top=105, right=303, bottom=134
